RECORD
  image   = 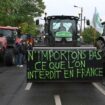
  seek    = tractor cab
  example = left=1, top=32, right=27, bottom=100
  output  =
left=0, top=26, right=19, bottom=48
left=44, top=16, right=80, bottom=46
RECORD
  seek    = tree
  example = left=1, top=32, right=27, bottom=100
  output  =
left=19, top=22, right=38, bottom=35
left=19, top=0, right=45, bottom=17
left=0, top=0, right=45, bottom=26
left=82, top=27, right=100, bottom=44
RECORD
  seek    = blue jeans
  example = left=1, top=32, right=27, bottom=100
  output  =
left=15, top=53, right=23, bottom=65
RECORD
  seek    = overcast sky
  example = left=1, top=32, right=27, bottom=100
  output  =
left=43, top=0, right=105, bottom=22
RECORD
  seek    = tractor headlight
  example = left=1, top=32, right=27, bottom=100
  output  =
left=66, top=38, right=72, bottom=41
left=55, top=38, right=62, bottom=41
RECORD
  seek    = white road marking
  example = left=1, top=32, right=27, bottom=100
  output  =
left=92, top=82, right=105, bottom=96
left=54, top=95, right=62, bottom=105
left=25, top=82, right=32, bottom=91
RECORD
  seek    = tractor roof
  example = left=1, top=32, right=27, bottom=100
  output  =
left=47, top=15, right=79, bottom=20
left=0, top=26, right=18, bottom=30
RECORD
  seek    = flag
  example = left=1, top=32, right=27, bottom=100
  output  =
left=92, top=7, right=103, bottom=34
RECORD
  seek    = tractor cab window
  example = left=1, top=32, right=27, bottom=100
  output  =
left=50, top=19, right=76, bottom=34
left=0, top=29, right=12, bottom=37
left=0, top=29, right=17, bottom=38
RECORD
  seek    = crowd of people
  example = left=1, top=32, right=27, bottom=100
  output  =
left=14, top=34, right=33, bottom=67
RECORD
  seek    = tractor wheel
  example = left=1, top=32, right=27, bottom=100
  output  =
left=96, top=39, right=105, bottom=50
left=4, top=49, right=15, bottom=66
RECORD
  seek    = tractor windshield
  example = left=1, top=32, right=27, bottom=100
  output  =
left=50, top=19, right=77, bottom=37
left=0, top=29, right=17, bottom=38
left=0, top=29, right=18, bottom=46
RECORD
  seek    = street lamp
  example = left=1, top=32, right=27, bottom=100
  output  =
left=74, top=5, right=83, bottom=34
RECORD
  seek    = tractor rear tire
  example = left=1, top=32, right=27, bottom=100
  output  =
left=4, top=49, right=15, bottom=66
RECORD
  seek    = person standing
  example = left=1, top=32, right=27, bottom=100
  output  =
left=15, top=40, right=24, bottom=67
left=21, top=40, right=27, bottom=64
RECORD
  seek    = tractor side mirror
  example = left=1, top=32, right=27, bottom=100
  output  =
left=36, top=19, right=39, bottom=25
left=86, top=20, right=90, bottom=25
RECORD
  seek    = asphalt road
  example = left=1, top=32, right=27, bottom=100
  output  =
left=0, top=65, right=105, bottom=105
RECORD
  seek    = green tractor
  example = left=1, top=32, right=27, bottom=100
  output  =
left=37, top=15, right=81, bottom=47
